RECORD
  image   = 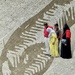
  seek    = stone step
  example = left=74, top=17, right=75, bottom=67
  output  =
left=38, top=18, right=48, bottom=23
left=31, top=27, right=42, bottom=31
left=24, top=31, right=36, bottom=36
left=29, top=66, right=38, bottom=73
left=22, top=32, right=37, bottom=38
left=36, top=21, right=44, bottom=25
left=20, top=36, right=36, bottom=41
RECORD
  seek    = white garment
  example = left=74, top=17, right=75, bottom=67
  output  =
left=47, top=28, right=57, bottom=39
left=44, top=37, right=50, bottom=54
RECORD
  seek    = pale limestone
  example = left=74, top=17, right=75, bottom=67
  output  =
left=0, top=0, right=52, bottom=56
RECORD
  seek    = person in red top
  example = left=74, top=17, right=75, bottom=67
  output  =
left=61, top=23, right=72, bottom=59
left=44, top=23, right=53, bottom=56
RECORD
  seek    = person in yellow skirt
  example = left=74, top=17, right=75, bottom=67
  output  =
left=47, top=28, right=59, bottom=57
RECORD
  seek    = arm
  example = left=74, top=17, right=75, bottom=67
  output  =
left=52, top=34, right=57, bottom=45
left=58, top=30, right=62, bottom=39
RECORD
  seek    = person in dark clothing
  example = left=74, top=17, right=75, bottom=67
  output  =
left=54, top=24, right=61, bottom=44
left=54, top=23, right=61, bottom=53
left=61, top=23, right=72, bottom=59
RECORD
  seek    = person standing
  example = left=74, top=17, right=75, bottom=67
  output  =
left=61, top=23, right=72, bottom=59
left=54, top=23, right=61, bottom=54
left=44, top=23, right=53, bottom=55
left=47, top=28, right=59, bottom=57
left=54, top=23, right=61, bottom=44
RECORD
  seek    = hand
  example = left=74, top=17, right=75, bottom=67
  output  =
left=65, top=44, right=67, bottom=46
left=52, top=42, right=55, bottom=45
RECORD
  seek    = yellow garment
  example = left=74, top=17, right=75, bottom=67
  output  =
left=49, top=33, right=59, bottom=57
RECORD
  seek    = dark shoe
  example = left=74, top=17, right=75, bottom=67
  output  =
left=45, top=54, right=51, bottom=56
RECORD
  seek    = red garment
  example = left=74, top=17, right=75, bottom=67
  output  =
left=44, top=25, right=53, bottom=37
left=66, top=30, right=71, bottom=38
